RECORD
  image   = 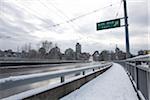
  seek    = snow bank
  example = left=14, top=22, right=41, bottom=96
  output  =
left=61, top=63, right=138, bottom=100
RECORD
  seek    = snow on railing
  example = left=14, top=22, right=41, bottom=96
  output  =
left=126, top=54, right=150, bottom=62
left=0, top=62, right=113, bottom=91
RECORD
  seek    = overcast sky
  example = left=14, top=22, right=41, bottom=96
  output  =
left=0, top=0, right=149, bottom=54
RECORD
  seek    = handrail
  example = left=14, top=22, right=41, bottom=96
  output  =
left=125, top=54, right=150, bottom=62
left=121, top=54, right=150, bottom=100
left=0, top=62, right=113, bottom=90
left=126, top=62, right=150, bottom=72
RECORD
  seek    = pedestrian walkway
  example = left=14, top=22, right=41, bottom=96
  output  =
left=61, top=63, right=138, bottom=100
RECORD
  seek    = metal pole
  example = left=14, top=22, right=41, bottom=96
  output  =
left=123, top=0, right=130, bottom=58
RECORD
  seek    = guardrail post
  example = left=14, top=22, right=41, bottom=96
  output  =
left=135, top=62, right=140, bottom=90
left=82, top=71, right=85, bottom=75
left=61, top=76, right=65, bottom=83
left=147, top=71, right=150, bottom=100
left=93, top=69, right=95, bottom=72
left=134, top=66, right=138, bottom=85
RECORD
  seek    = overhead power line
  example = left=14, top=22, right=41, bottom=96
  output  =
left=44, top=1, right=80, bottom=30
left=47, top=3, right=119, bottom=28
left=10, top=1, right=120, bottom=30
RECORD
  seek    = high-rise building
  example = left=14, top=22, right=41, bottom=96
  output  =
left=76, top=43, right=81, bottom=54
left=75, top=43, right=81, bottom=60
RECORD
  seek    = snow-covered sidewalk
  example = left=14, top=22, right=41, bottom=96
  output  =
left=61, top=63, right=138, bottom=100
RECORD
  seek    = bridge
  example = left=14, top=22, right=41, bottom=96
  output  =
left=0, top=55, right=149, bottom=100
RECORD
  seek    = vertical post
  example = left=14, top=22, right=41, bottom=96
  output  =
left=134, top=66, right=137, bottom=85
left=61, top=76, right=65, bottom=83
left=82, top=71, right=85, bottom=75
left=93, top=69, right=95, bottom=72
left=123, top=0, right=130, bottom=58
left=146, top=72, right=150, bottom=100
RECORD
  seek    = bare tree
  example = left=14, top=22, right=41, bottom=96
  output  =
left=28, top=49, right=37, bottom=58
left=41, top=40, right=53, bottom=53
left=21, top=43, right=31, bottom=52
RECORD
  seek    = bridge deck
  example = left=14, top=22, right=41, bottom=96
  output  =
left=61, top=63, right=138, bottom=100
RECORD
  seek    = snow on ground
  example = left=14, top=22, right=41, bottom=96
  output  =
left=61, top=63, right=138, bottom=100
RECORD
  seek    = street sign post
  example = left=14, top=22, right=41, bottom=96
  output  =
left=123, top=0, right=130, bottom=58
left=96, top=18, right=120, bottom=30
left=96, top=0, right=130, bottom=58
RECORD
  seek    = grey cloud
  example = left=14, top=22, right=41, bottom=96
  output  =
left=0, top=19, right=34, bottom=39
left=0, top=0, right=66, bottom=50
left=40, top=18, right=65, bottom=33
left=0, top=1, right=25, bottom=18
left=76, top=22, right=95, bottom=34
left=0, top=1, right=55, bottom=39
left=130, top=43, right=149, bottom=54
left=0, top=19, right=39, bottom=42
left=128, top=2, right=148, bottom=27
left=0, top=1, right=38, bottom=37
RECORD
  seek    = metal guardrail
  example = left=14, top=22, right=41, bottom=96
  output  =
left=123, top=54, right=150, bottom=100
left=0, top=62, right=112, bottom=91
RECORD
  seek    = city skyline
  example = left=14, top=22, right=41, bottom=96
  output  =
left=0, top=0, right=149, bottom=54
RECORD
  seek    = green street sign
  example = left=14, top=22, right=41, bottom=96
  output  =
left=97, top=19, right=121, bottom=30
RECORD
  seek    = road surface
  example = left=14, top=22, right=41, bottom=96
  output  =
left=0, top=63, right=93, bottom=79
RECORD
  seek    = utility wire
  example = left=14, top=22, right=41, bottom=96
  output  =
left=16, top=2, right=51, bottom=26
left=11, top=1, right=119, bottom=29
left=115, top=0, right=123, bottom=18
left=47, top=3, right=117, bottom=28
left=38, top=0, right=67, bottom=32
left=37, top=1, right=119, bottom=42
left=46, top=1, right=79, bottom=30
left=46, top=1, right=82, bottom=41
left=16, top=1, right=62, bottom=32
left=38, top=0, right=78, bottom=30
left=38, top=0, right=78, bottom=34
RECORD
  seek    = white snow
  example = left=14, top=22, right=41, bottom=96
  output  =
left=141, top=63, right=149, bottom=68
left=61, top=63, right=138, bottom=100
left=138, top=90, right=146, bottom=100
